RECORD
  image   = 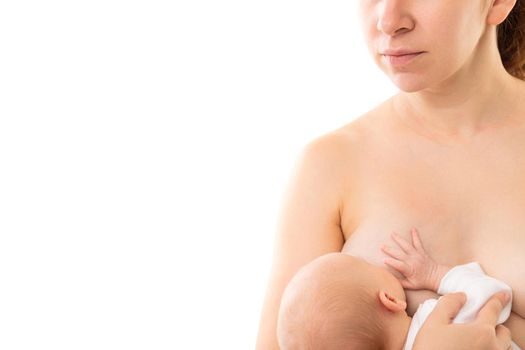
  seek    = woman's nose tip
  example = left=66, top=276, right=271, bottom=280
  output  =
left=376, top=1, right=414, bottom=35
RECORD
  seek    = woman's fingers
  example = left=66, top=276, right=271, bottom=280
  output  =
left=413, top=291, right=513, bottom=350
left=495, top=325, right=512, bottom=350
left=391, top=231, right=416, bottom=254
left=425, top=292, right=467, bottom=325
left=474, top=291, right=511, bottom=326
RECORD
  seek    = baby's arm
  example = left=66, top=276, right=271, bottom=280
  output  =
left=382, top=228, right=514, bottom=328
left=381, top=228, right=451, bottom=292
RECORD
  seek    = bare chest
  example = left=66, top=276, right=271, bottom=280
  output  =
left=339, top=127, right=525, bottom=317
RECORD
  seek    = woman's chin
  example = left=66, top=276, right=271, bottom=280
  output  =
left=389, top=76, right=427, bottom=93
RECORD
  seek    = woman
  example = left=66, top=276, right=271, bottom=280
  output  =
left=256, top=0, right=525, bottom=348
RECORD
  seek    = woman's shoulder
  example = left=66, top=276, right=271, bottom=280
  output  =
left=298, top=97, right=397, bottom=180
left=296, top=109, right=383, bottom=180
left=330, top=100, right=394, bottom=149
left=303, top=120, right=365, bottom=162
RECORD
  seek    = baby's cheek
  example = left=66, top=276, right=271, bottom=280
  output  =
left=404, top=289, right=439, bottom=317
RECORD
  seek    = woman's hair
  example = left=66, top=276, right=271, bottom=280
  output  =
left=497, top=0, right=525, bottom=80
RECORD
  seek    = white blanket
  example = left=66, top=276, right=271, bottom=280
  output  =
left=403, top=262, right=519, bottom=350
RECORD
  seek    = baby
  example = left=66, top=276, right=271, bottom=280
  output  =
left=276, top=228, right=519, bottom=350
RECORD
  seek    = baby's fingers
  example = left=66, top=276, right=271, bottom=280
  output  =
left=398, top=278, right=414, bottom=289
left=384, top=257, right=410, bottom=276
left=381, top=245, right=406, bottom=261
left=391, top=231, right=416, bottom=254
left=410, top=228, right=426, bottom=253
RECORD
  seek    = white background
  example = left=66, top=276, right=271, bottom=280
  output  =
left=0, top=1, right=396, bottom=349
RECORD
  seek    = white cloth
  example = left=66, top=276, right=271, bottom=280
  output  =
left=403, top=262, right=520, bottom=350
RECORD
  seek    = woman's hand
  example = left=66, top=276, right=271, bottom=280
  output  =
left=413, top=291, right=513, bottom=350
left=381, top=227, right=450, bottom=291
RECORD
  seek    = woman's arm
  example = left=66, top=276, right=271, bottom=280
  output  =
left=255, top=133, right=349, bottom=350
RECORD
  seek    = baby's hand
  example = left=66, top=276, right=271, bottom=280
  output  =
left=381, top=228, right=449, bottom=291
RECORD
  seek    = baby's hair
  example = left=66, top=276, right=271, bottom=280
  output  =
left=278, top=271, right=386, bottom=350
left=319, top=279, right=386, bottom=350
left=497, top=0, right=525, bottom=80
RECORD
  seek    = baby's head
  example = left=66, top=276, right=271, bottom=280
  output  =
left=277, top=252, right=411, bottom=350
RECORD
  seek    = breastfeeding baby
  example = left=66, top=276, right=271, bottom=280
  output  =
left=277, top=228, right=519, bottom=350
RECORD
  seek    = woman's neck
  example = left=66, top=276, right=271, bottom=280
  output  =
left=390, top=25, right=525, bottom=142
left=391, top=74, right=524, bottom=142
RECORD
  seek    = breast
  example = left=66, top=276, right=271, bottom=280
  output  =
left=466, top=191, right=525, bottom=319
left=341, top=211, right=525, bottom=319
left=338, top=120, right=525, bottom=320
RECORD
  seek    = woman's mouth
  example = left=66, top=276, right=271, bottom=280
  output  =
left=383, top=52, right=424, bottom=67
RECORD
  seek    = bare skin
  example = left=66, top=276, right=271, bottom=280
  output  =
left=379, top=228, right=514, bottom=350
left=382, top=228, right=453, bottom=293
left=276, top=253, right=412, bottom=350
left=413, top=291, right=513, bottom=350
left=255, top=90, right=525, bottom=348
left=276, top=238, right=454, bottom=350
left=256, top=0, right=525, bottom=348
left=255, top=113, right=521, bottom=348
left=339, top=91, right=525, bottom=348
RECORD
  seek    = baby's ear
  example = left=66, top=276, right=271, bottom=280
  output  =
left=378, top=290, right=407, bottom=313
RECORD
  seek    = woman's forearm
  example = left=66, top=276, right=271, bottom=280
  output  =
left=503, top=311, right=525, bottom=348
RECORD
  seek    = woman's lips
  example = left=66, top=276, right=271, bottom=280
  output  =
left=383, top=52, right=424, bottom=67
